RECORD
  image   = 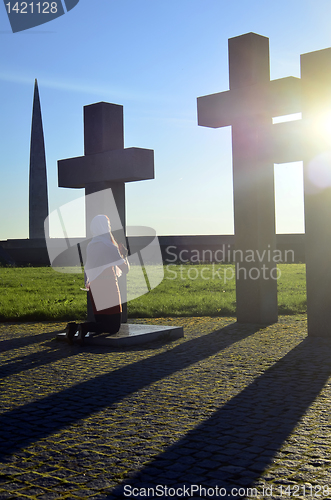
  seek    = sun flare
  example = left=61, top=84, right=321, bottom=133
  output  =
left=310, top=110, right=331, bottom=147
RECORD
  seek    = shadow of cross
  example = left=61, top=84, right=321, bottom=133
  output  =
left=57, top=102, right=154, bottom=321
left=0, top=322, right=256, bottom=460
left=112, top=336, right=331, bottom=499
left=197, top=32, right=301, bottom=325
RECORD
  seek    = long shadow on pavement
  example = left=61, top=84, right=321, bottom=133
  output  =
left=110, top=336, right=331, bottom=499
left=0, top=322, right=258, bottom=460
left=0, top=341, right=80, bottom=379
left=0, top=328, right=62, bottom=354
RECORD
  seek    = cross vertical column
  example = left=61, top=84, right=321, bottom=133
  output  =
left=83, top=102, right=126, bottom=243
left=197, top=33, right=280, bottom=324
left=229, top=34, right=278, bottom=324
left=301, top=48, right=331, bottom=336
left=83, top=102, right=127, bottom=321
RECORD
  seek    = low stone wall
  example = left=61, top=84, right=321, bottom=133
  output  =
left=0, top=234, right=305, bottom=266
left=0, top=239, right=49, bottom=266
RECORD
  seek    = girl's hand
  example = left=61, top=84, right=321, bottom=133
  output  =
left=119, top=243, right=128, bottom=258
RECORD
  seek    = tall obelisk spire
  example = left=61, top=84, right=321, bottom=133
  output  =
left=29, top=79, right=49, bottom=239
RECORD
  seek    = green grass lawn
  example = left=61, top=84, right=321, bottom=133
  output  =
left=0, top=263, right=307, bottom=322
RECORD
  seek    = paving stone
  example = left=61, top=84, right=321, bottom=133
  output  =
left=173, top=456, right=196, bottom=465
left=197, top=459, right=220, bottom=469
left=187, top=466, right=208, bottom=475
left=219, top=465, right=245, bottom=474
left=244, top=446, right=264, bottom=454
left=91, top=495, right=116, bottom=500
left=194, top=451, right=213, bottom=459
left=26, top=476, right=63, bottom=488
left=203, top=445, right=224, bottom=453
left=235, top=476, right=257, bottom=486
left=168, top=463, right=191, bottom=473
left=17, top=486, right=48, bottom=496
left=0, top=492, right=21, bottom=499
left=160, top=470, right=183, bottom=479
left=206, top=470, right=234, bottom=480
left=176, top=447, right=194, bottom=456
left=38, top=494, right=72, bottom=500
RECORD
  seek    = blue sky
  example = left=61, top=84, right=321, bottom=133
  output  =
left=1, top=0, right=331, bottom=239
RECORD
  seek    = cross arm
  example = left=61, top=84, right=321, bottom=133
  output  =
left=58, top=147, right=154, bottom=188
left=197, top=76, right=301, bottom=128
left=268, top=77, right=301, bottom=118
left=271, top=120, right=303, bottom=163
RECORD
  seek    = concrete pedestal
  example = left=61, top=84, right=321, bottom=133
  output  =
left=57, top=323, right=184, bottom=347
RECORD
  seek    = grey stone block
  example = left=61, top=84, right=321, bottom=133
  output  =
left=57, top=323, right=184, bottom=347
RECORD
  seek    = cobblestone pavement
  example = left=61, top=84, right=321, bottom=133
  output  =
left=1, top=316, right=331, bottom=500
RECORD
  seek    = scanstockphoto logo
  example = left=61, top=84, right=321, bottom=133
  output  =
left=3, top=0, right=79, bottom=33
left=44, top=189, right=164, bottom=311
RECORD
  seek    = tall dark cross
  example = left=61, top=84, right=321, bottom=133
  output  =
left=58, top=102, right=154, bottom=321
left=29, top=79, right=49, bottom=239
left=58, top=102, right=154, bottom=236
left=197, top=33, right=301, bottom=324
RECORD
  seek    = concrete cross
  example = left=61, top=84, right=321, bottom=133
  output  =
left=197, top=32, right=301, bottom=324
left=58, top=102, right=154, bottom=236
left=58, top=101, right=154, bottom=321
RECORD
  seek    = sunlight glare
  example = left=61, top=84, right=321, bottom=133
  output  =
left=310, top=110, right=331, bottom=147
left=307, top=151, right=331, bottom=191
